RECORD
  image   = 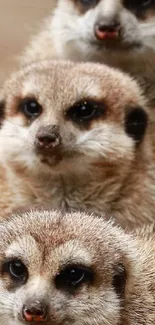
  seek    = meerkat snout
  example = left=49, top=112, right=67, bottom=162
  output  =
left=35, top=125, right=61, bottom=151
left=94, top=18, right=121, bottom=41
left=22, top=301, right=48, bottom=323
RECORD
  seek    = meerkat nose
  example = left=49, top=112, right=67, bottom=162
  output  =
left=22, top=301, right=48, bottom=322
left=35, top=125, right=61, bottom=151
left=94, top=20, right=120, bottom=40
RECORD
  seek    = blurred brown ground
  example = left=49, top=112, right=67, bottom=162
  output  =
left=0, top=0, right=56, bottom=85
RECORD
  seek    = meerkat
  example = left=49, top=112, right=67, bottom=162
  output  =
left=21, top=0, right=155, bottom=120
left=0, top=208, right=154, bottom=325
left=0, top=59, right=154, bottom=228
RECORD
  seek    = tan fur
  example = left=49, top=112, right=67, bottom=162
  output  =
left=0, top=208, right=154, bottom=324
left=0, top=60, right=154, bottom=228
left=21, top=0, right=155, bottom=123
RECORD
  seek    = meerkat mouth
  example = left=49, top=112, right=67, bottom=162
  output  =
left=36, top=150, right=63, bottom=167
left=37, top=149, right=80, bottom=168
left=40, top=155, right=63, bottom=167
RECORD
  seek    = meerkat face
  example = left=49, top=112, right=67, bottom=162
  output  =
left=52, top=0, right=155, bottom=60
left=0, top=60, right=148, bottom=174
left=0, top=209, right=128, bottom=325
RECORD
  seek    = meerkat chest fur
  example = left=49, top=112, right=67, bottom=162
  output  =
left=3, top=159, right=154, bottom=228
left=0, top=60, right=155, bottom=227
left=0, top=155, right=135, bottom=213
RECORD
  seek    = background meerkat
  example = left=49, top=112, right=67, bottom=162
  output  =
left=0, top=208, right=154, bottom=325
left=0, top=60, right=154, bottom=228
left=21, top=0, right=155, bottom=121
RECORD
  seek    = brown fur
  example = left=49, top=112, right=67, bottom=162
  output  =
left=0, top=208, right=154, bottom=324
left=0, top=60, right=154, bottom=228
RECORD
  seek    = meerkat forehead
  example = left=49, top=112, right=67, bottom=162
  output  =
left=3, top=60, right=145, bottom=110
left=0, top=209, right=127, bottom=268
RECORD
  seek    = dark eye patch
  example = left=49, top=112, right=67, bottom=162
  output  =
left=19, top=97, right=42, bottom=121
left=55, top=264, right=94, bottom=293
left=73, top=0, right=100, bottom=14
left=124, top=0, right=154, bottom=11
left=125, top=107, right=148, bottom=144
left=78, top=0, right=98, bottom=6
left=66, top=99, right=106, bottom=127
left=2, top=258, right=28, bottom=282
left=1, top=258, right=28, bottom=290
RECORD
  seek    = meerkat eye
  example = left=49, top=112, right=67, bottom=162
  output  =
left=124, top=0, right=153, bottom=10
left=20, top=98, right=42, bottom=119
left=2, top=259, right=28, bottom=283
left=55, top=265, right=94, bottom=291
left=139, top=0, right=153, bottom=8
left=66, top=100, right=105, bottom=124
left=79, top=0, right=98, bottom=6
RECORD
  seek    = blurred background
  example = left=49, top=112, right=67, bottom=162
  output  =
left=0, top=0, right=56, bottom=84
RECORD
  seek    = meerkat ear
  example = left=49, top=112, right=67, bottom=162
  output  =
left=112, top=263, right=127, bottom=297
left=0, top=99, right=5, bottom=127
left=125, top=107, right=148, bottom=144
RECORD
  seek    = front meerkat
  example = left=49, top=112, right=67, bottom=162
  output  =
left=0, top=209, right=154, bottom=325
left=0, top=60, right=154, bottom=227
left=21, top=0, right=155, bottom=119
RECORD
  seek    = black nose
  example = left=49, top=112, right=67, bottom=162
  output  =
left=94, top=20, right=120, bottom=40
left=22, top=301, right=47, bottom=322
left=35, top=125, right=61, bottom=150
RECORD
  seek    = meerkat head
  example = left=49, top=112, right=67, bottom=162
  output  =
left=0, top=209, right=132, bottom=325
left=0, top=60, right=148, bottom=175
left=52, top=0, right=155, bottom=61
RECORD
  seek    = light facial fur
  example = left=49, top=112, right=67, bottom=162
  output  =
left=22, top=0, right=155, bottom=121
left=0, top=60, right=154, bottom=228
left=0, top=209, right=154, bottom=325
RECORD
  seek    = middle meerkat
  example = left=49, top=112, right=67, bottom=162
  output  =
left=0, top=60, right=154, bottom=227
